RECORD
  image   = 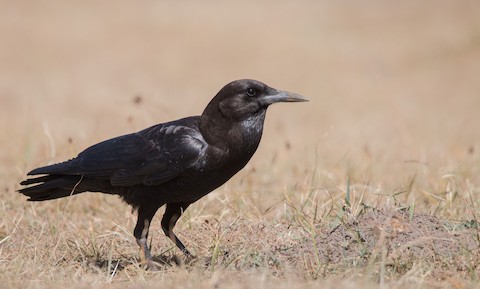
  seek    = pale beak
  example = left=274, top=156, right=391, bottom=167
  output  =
left=262, top=90, right=308, bottom=105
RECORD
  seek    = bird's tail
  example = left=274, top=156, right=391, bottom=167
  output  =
left=18, top=175, right=85, bottom=201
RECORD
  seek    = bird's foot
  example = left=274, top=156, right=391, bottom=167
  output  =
left=137, top=237, right=164, bottom=271
left=145, top=258, right=162, bottom=271
left=169, top=252, right=196, bottom=266
left=191, top=256, right=213, bottom=267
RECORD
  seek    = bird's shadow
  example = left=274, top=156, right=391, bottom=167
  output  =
left=86, top=254, right=213, bottom=273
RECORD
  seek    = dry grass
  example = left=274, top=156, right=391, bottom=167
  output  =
left=1, top=1, right=480, bottom=288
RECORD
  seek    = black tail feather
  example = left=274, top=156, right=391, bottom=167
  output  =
left=20, top=175, right=58, bottom=186
left=18, top=175, right=84, bottom=201
left=26, top=158, right=78, bottom=176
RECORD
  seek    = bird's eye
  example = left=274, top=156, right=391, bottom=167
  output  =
left=246, top=88, right=257, bottom=97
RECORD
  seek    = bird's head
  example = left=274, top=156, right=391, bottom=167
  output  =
left=202, top=79, right=307, bottom=121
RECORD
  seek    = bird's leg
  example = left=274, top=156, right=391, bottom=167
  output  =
left=161, top=202, right=192, bottom=258
left=134, top=205, right=160, bottom=269
left=137, top=234, right=153, bottom=263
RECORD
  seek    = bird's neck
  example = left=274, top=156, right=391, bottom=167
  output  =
left=199, top=111, right=266, bottom=154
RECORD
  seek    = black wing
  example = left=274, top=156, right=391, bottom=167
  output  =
left=27, top=118, right=207, bottom=187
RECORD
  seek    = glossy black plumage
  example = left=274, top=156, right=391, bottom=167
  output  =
left=18, top=79, right=307, bottom=268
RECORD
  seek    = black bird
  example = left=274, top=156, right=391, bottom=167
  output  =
left=18, top=79, right=307, bottom=268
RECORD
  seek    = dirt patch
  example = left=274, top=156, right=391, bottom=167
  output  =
left=191, top=209, right=480, bottom=279
left=278, top=210, right=480, bottom=278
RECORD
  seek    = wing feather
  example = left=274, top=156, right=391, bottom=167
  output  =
left=27, top=118, right=207, bottom=187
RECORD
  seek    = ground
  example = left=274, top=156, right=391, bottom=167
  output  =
left=1, top=1, right=480, bottom=288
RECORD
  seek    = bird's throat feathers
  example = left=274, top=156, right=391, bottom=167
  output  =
left=238, top=110, right=266, bottom=139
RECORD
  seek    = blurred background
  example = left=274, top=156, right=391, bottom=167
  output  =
left=1, top=0, right=480, bottom=212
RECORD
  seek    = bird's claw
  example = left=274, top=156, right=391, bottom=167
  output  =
left=145, top=259, right=162, bottom=271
